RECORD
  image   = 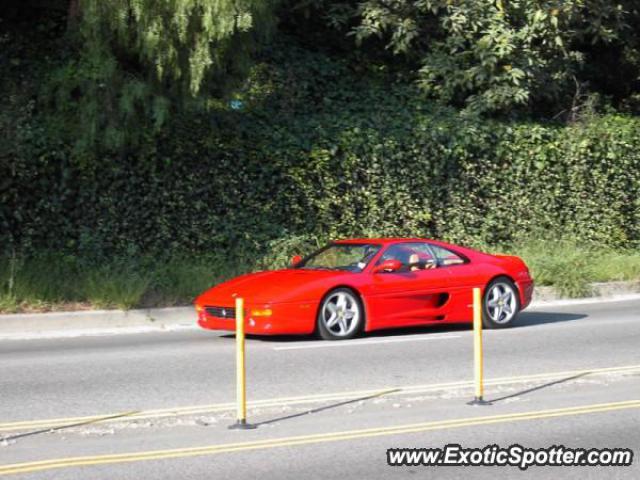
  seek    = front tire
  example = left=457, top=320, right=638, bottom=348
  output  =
left=483, top=277, right=520, bottom=329
left=317, top=288, right=364, bottom=340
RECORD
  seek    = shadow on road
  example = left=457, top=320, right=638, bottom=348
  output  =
left=0, top=410, right=139, bottom=443
left=222, top=323, right=470, bottom=343
left=253, top=388, right=400, bottom=427
left=224, top=310, right=587, bottom=344
left=487, top=372, right=590, bottom=404
left=513, top=311, right=587, bottom=328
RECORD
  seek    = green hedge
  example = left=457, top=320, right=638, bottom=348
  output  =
left=2, top=88, right=640, bottom=262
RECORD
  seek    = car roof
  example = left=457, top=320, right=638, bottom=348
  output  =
left=332, top=237, right=481, bottom=255
left=332, top=237, right=488, bottom=264
left=334, top=238, right=440, bottom=246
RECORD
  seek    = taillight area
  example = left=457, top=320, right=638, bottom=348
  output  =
left=516, top=267, right=532, bottom=280
left=522, top=260, right=533, bottom=279
left=505, top=255, right=532, bottom=282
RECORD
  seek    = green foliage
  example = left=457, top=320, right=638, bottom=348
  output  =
left=3, top=2, right=640, bottom=312
left=4, top=42, right=640, bottom=260
left=3, top=240, right=640, bottom=311
left=255, top=234, right=323, bottom=270
left=507, top=238, right=640, bottom=298
left=79, top=0, right=274, bottom=97
left=149, top=255, right=248, bottom=306
left=5, top=81, right=640, bottom=260
left=84, top=265, right=150, bottom=309
left=348, top=0, right=640, bottom=115
left=47, top=0, right=274, bottom=153
left=0, top=253, right=238, bottom=311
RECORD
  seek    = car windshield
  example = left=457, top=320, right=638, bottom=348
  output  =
left=296, top=243, right=381, bottom=272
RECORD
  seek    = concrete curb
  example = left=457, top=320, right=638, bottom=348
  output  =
left=0, top=307, right=196, bottom=339
left=1, top=280, right=638, bottom=339
left=533, top=280, right=640, bottom=303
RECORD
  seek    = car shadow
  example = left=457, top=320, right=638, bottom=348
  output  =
left=218, top=311, right=588, bottom=343
left=512, top=311, right=587, bottom=328
left=219, top=324, right=470, bottom=343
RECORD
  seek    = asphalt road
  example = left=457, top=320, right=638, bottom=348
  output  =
left=1, top=298, right=639, bottom=478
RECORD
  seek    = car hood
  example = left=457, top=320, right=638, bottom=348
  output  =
left=196, top=269, right=351, bottom=305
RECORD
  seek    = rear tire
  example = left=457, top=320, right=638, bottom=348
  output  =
left=482, top=277, right=520, bottom=329
left=316, top=288, right=364, bottom=340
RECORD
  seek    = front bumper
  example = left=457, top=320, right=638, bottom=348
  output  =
left=197, top=301, right=316, bottom=335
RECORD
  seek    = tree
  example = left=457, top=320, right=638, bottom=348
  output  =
left=52, top=0, right=274, bottom=154
left=347, top=0, right=638, bottom=116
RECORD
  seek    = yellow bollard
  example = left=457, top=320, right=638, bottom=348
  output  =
left=468, top=287, right=491, bottom=406
left=229, top=297, right=256, bottom=429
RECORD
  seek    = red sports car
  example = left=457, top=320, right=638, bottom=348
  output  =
left=195, top=238, right=534, bottom=340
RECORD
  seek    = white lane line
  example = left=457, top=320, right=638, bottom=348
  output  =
left=273, top=334, right=461, bottom=351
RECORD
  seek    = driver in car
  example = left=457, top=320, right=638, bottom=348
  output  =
left=408, top=253, right=437, bottom=271
left=409, top=253, right=421, bottom=271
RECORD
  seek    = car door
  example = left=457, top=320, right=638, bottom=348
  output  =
left=427, top=243, right=480, bottom=322
left=362, top=242, right=452, bottom=330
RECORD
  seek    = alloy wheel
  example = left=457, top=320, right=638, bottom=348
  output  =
left=321, top=291, right=361, bottom=337
left=486, top=282, right=518, bottom=324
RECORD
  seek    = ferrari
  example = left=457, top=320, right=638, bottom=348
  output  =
left=195, top=238, right=534, bottom=340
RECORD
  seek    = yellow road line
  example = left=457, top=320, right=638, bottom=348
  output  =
left=2, top=363, right=639, bottom=433
left=1, top=399, right=639, bottom=476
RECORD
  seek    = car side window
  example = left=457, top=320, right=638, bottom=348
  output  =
left=429, top=245, right=466, bottom=267
left=376, top=243, right=437, bottom=272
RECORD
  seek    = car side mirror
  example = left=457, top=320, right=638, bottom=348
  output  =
left=372, top=259, right=402, bottom=273
left=291, top=255, right=303, bottom=267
